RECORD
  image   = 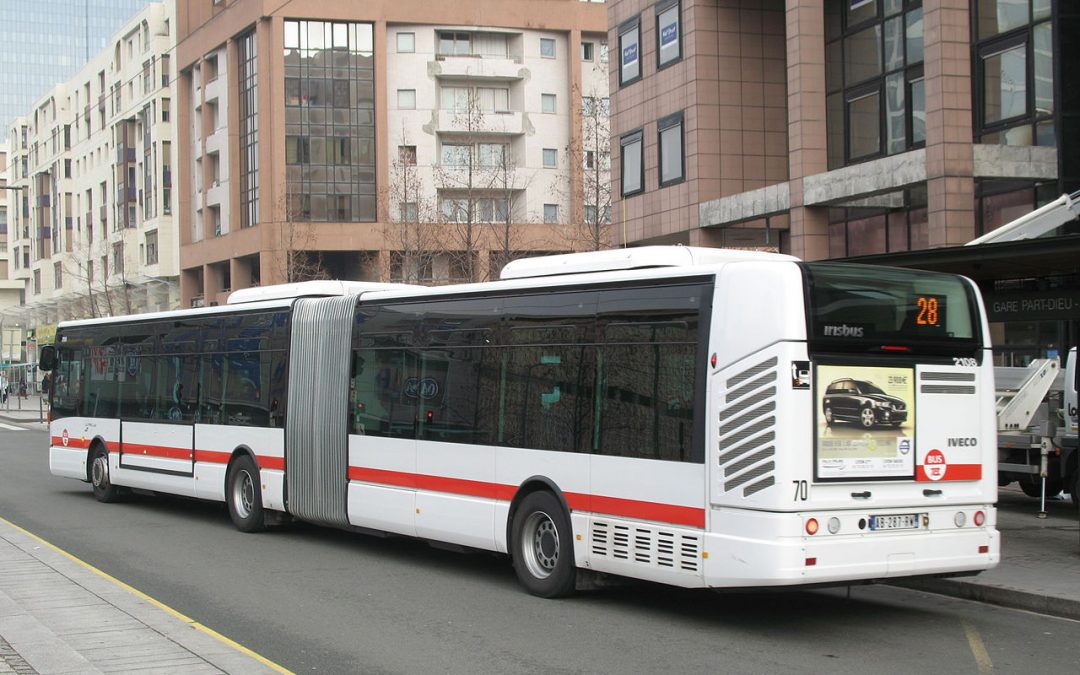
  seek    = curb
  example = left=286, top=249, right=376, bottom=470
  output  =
left=892, top=577, right=1080, bottom=622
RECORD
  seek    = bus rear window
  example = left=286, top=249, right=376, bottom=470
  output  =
left=803, top=263, right=980, bottom=353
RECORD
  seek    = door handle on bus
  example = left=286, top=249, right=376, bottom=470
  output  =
left=922, top=489, right=943, bottom=497
left=851, top=491, right=871, bottom=499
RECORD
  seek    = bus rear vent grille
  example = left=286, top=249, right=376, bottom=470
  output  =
left=590, top=521, right=700, bottom=573
left=717, top=356, right=778, bottom=498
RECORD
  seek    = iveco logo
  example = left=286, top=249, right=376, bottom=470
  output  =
left=823, top=324, right=864, bottom=338
left=947, top=437, right=977, bottom=447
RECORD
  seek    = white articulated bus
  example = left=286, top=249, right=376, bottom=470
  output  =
left=41, top=247, right=999, bottom=597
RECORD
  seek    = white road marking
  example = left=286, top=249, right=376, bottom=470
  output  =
left=0, top=422, right=26, bottom=431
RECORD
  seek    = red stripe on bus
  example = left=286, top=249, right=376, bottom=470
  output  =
left=347, top=466, right=705, bottom=528
left=51, top=436, right=92, bottom=450
left=194, top=449, right=232, bottom=464
left=257, top=455, right=285, bottom=470
left=916, top=464, right=983, bottom=481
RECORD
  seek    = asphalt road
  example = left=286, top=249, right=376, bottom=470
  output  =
left=3, top=425, right=1079, bottom=674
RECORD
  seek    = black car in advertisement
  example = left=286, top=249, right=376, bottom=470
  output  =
left=822, top=378, right=908, bottom=429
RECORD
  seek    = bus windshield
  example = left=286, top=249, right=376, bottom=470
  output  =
left=803, top=263, right=981, bottom=354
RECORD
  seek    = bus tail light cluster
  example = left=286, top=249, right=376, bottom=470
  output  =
left=953, top=510, right=987, bottom=528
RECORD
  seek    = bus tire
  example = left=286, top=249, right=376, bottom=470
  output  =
left=511, top=491, right=576, bottom=598
left=89, top=443, right=121, bottom=503
left=226, top=455, right=266, bottom=533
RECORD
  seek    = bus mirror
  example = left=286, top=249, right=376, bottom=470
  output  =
left=39, top=345, right=57, bottom=372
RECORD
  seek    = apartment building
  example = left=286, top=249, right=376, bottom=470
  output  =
left=607, top=0, right=1079, bottom=364
left=2, top=2, right=179, bottom=332
left=176, top=0, right=608, bottom=306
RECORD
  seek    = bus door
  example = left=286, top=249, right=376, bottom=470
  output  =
left=116, top=335, right=197, bottom=480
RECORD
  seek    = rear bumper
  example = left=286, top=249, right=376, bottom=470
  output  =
left=701, top=506, right=999, bottom=588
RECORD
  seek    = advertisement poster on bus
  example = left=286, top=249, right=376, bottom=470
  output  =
left=815, top=364, right=916, bottom=480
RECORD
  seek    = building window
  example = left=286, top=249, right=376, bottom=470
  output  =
left=542, top=148, right=557, bottom=168
left=438, top=32, right=471, bottom=56
left=237, top=30, right=259, bottom=228
left=825, top=0, right=925, bottom=169
left=543, top=204, right=559, bottom=223
left=974, top=2, right=1054, bottom=146
left=658, top=111, right=684, bottom=186
left=33, top=269, right=40, bottom=295
left=478, top=143, right=506, bottom=168
left=618, top=16, right=641, bottom=86
left=145, top=231, right=158, bottom=265
left=161, top=97, right=170, bottom=122
left=582, top=42, right=594, bottom=61
left=399, top=145, right=417, bottom=166
left=54, top=262, right=62, bottom=289
left=441, top=143, right=471, bottom=167
left=827, top=186, right=928, bottom=257
left=398, top=89, right=416, bottom=109
left=540, top=37, right=556, bottom=58
left=656, top=0, right=682, bottom=69
left=620, top=129, right=644, bottom=197
left=284, top=20, right=376, bottom=222
left=541, top=93, right=556, bottom=114
left=400, top=202, right=418, bottom=222
left=397, top=32, right=415, bottom=53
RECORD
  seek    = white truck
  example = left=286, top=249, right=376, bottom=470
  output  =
left=996, top=347, right=1079, bottom=506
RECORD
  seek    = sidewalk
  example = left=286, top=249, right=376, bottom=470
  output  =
left=0, top=518, right=284, bottom=674
left=895, top=485, right=1080, bottom=620
left=0, top=394, right=47, bottom=427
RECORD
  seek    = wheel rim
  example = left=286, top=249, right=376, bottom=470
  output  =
left=521, top=511, right=559, bottom=580
left=91, top=453, right=109, bottom=489
left=861, top=408, right=875, bottom=427
left=232, top=468, right=255, bottom=519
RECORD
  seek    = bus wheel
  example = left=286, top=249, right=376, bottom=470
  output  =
left=859, top=407, right=876, bottom=428
left=511, top=491, right=576, bottom=598
left=226, top=455, right=266, bottom=533
left=90, top=444, right=122, bottom=503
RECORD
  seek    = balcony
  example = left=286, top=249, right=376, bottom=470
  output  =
left=116, top=146, right=136, bottom=164
left=37, top=195, right=50, bottom=207
left=436, top=110, right=524, bottom=136
left=434, top=56, right=525, bottom=81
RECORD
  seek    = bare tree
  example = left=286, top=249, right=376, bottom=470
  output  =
left=563, top=86, right=613, bottom=251
left=277, top=185, right=329, bottom=283
left=382, top=127, right=443, bottom=284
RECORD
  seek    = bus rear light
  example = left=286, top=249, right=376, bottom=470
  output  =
left=880, top=345, right=911, bottom=352
left=953, top=511, right=966, bottom=528
left=973, top=510, right=985, bottom=527
left=978, top=546, right=989, bottom=554
left=805, top=518, right=819, bottom=535
left=827, top=517, right=840, bottom=534
left=805, top=557, right=817, bottom=566
left=710, top=353, right=717, bottom=368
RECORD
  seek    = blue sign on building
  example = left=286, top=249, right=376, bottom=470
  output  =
left=661, top=22, right=678, bottom=47
left=622, top=42, right=638, bottom=66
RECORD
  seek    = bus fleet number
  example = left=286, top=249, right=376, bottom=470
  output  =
left=792, top=480, right=808, bottom=502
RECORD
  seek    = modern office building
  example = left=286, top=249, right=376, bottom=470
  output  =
left=0, top=0, right=159, bottom=133
left=176, top=0, right=608, bottom=306
left=2, top=2, right=179, bottom=332
left=607, top=0, right=1079, bottom=364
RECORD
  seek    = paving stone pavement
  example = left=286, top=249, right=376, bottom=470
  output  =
left=0, top=518, right=284, bottom=675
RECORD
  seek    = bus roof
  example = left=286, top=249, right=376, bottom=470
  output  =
left=500, top=246, right=799, bottom=279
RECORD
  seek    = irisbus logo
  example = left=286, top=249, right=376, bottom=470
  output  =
left=822, top=324, right=865, bottom=338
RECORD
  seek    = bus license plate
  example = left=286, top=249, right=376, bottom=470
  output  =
left=869, top=514, right=919, bottom=531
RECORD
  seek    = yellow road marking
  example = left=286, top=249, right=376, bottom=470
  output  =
left=962, top=619, right=994, bottom=674
left=0, top=515, right=292, bottom=674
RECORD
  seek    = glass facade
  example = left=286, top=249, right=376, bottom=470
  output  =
left=974, top=0, right=1054, bottom=146
left=825, top=0, right=924, bottom=169
left=283, top=20, right=376, bottom=222
left=238, top=30, right=259, bottom=228
left=0, top=0, right=156, bottom=132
